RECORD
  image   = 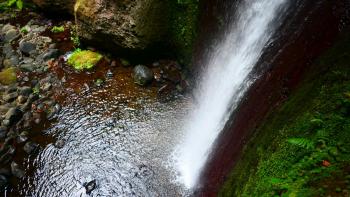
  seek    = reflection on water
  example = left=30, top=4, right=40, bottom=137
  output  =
left=17, top=65, right=192, bottom=196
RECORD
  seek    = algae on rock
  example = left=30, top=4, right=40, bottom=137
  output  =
left=0, top=67, right=17, bottom=85
left=67, top=49, right=102, bottom=71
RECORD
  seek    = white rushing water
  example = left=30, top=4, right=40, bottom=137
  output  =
left=174, top=0, right=289, bottom=189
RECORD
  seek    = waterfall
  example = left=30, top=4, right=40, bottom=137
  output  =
left=174, top=0, right=289, bottom=189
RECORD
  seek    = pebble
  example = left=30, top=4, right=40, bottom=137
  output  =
left=54, top=139, right=65, bottom=149
left=4, top=107, right=23, bottom=126
left=0, top=174, right=8, bottom=189
left=23, top=141, right=39, bottom=154
left=106, top=70, right=113, bottom=78
left=43, top=49, right=60, bottom=61
left=2, top=24, right=15, bottom=34
left=84, top=180, right=97, bottom=194
left=3, top=92, right=18, bottom=102
left=19, top=40, right=37, bottom=54
left=10, top=162, right=25, bottom=178
left=4, top=29, right=19, bottom=42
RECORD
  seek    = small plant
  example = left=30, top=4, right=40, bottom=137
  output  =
left=32, top=86, right=40, bottom=95
left=70, top=25, right=80, bottom=47
left=287, top=138, right=314, bottom=150
left=20, top=26, right=29, bottom=34
left=95, top=79, right=104, bottom=87
left=0, top=0, right=23, bottom=11
left=51, top=26, right=65, bottom=33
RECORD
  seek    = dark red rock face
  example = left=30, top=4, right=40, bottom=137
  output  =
left=194, top=0, right=350, bottom=196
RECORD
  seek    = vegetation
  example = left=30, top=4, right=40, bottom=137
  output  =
left=70, top=25, right=80, bottom=47
left=171, top=0, right=199, bottom=65
left=0, top=67, right=17, bottom=85
left=67, top=49, right=103, bottom=71
left=20, top=26, right=29, bottom=34
left=0, top=0, right=23, bottom=11
left=51, top=26, right=65, bottom=33
left=220, top=33, right=350, bottom=196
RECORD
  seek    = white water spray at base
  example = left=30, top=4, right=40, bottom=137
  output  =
left=174, top=0, right=289, bottom=189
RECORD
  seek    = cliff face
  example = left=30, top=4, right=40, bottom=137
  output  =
left=219, top=31, right=350, bottom=196
left=194, top=0, right=350, bottom=195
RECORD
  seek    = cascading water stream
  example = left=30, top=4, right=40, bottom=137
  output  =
left=174, top=0, right=289, bottom=189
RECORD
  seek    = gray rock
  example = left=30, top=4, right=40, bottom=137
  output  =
left=106, top=69, right=113, bottom=78
left=18, top=86, right=32, bottom=96
left=17, top=95, right=27, bottom=104
left=0, top=126, right=6, bottom=139
left=0, top=174, right=8, bottom=189
left=1, top=24, right=15, bottom=34
left=0, top=105, right=10, bottom=115
left=133, top=65, right=154, bottom=86
left=2, top=44, right=14, bottom=58
left=4, top=29, right=19, bottom=42
left=49, top=43, right=57, bottom=49
left=21, top=57, right=34, bottom=64
left=43, top=49, right=60, bottom=61
left=6, top=85, right=17, bottom=94
left=19, top=40, right=37, bottom=54
left=3, top=92, right=18, bottom=102
left=20, top=63, right=35, bottom=72
left=17, top=131, right=28, bottom=143
left=54, top=139, right=65, bottom=149
left=23, top=141, right=39, bottom=154
left=5, top=107, right=23, bottom=126
left=7, top=55, right=19, bottom=67
left=41, top=83, right=52, bottom=91
left=10, top=162, right=25, bottom=178
left=84, top=180, right=97, bottom=194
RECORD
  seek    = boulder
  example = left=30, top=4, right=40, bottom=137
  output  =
left=75, top=0, right=171, bottom=51
left=31, top=0, right=198, bottom=62
left=133, top=65, right=154, bottom=86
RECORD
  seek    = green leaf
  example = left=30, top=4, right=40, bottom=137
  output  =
left=287, top=138, right=314, bottom=150
left=7, top=0, right=16, bottom=6
left=16, top=0, right=23, bottom=10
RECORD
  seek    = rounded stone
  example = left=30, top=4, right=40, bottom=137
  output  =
left=133, top=65, right=154, bottom=86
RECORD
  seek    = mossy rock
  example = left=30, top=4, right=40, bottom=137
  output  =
left=67, top=49, right=103, bottom=71
left=0, top=67, right=17, bottom=85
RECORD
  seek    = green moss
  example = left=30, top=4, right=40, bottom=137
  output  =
left=0, top=67, right=17, bottom=85
left=67, top=49, right=103, bottom=71
left=170, top=0, right=199, bottom=66
left=219, top=33, right=350, bottom=197
left=51, top=26, right=65, bottom=33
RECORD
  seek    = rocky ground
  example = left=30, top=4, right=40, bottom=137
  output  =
left=0, top=9, right=189, bottom=194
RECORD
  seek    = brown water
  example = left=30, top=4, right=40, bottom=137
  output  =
left=7, top=58, right=192, bottom=196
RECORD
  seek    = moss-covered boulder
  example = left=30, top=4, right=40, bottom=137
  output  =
left=67, top=49, right=102, bottom=71
left=0, top=67, right=17, bottom=85
left=32, top=0, right=199, bottom=65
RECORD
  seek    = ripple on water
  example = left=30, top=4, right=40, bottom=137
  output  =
left=18, top=66, right=193, bottom=196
